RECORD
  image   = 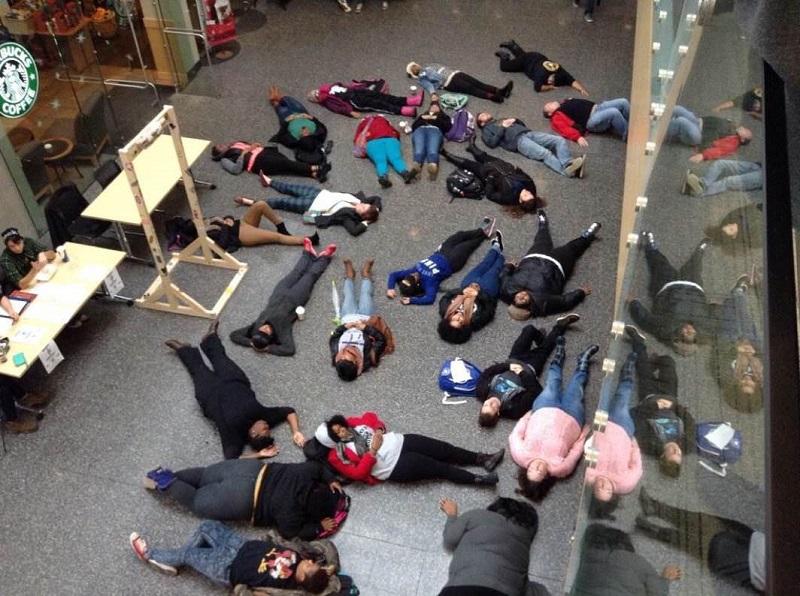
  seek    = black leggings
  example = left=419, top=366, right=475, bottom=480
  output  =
left=438, top=229, right=487, bottom=273
left=442, top=145, right=501, bottom=181
left=526, top=224, right=592, bottom=280
left=445, top=72, right=503, bottom=101
left=645, top=245, right=704, bottom=299
left=0, top=377, right=25, bottom=421
left=347, top=89, right=407, bottom=115
left=508, top=323, right=564, bottom=376
left=253, top=147, right=314, bottom=177
left=632, top=341, right=678, bottom=399
left=273, top=251, right=332, bottom=306
left=389, top=434, right=481, bottom=484
left=498, top=44, right=542, bottom=74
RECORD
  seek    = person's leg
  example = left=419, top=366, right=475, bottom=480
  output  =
left=425, top=128, right=444, bottom=164
left=559, top=362, right=589, bottom=426
left=527, top=222, right=554, bottom=254
left=187, top=460, right=261, bottom=520
left=517, top=133, right=565, bottom=174
left=607, top=353, right=637, bottom=437
left=162, top=467, right=205, bottom=509
left=401, top=433, right=481, bottom=465
left=389, top=451, right=479, bottom=484
left=438, top=229, right=487, bottom=272
left=702, top=161, right=763, bottom=196
left=238, top=223, right=305, bottom=247
left=385, top=138, right=409, bottom=174
left=357, top=277, right=375, bottom=316
left=256, top=150, right=315, bottom=177
left=498, top=53, right=529, bottom=73
left=534, top=132, right=574, bottom=169
left=652, top=355, right=679, bottom=396
left=732, top=287, right=759, bottom=345
left=241, top=200, right=283, bottom=229
left=273, top=252, right=313, bottom=295
left=199, top=333, right=249, bottom=385
left=366, top=138, right=390, bottom=177
left=549, top=236, right=593, bottom=279
left=587, top=103, right=628, bottom=139
left=175, top=346, right=219, bottom=412
left=0, top=391, right=18, bottom=421
left=440, top=151, right=487, bottom=177
left=666, top=109, right=701, bottom=146
left=678, top=244, right=705, bottom=285
left=460, top=246, right=503, bottom=289
left=508, top=324, right=545, bottom=360
left=531, top=339, right=565, bottom=411
left=350, top=90, right=406, bottom=114
left=523, top=324, right=565, bottom=375
left=411, top=127, right=426, bottom=164
left=672, top=105, right=700, bottom=126
left=266, top=196, right=316, bottom=214
left=269, top=180, right=320, bottom=202
left=286, top=256, right=333, bottom=306
left=275, top=96, right=307, bottom=123
left=340, top=277, right=358, bottom=318
left=445, top=72, right=502, bottom=100
left=645, top=247, right=679, bottom=297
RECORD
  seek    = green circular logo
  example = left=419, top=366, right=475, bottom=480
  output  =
left=0, top=42, right=39, bottom=119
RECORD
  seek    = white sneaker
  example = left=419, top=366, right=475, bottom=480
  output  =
left=338, top=0, right=352, bottom=12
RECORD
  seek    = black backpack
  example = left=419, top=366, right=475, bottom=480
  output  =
left=446, top=168, right=484, bottom=200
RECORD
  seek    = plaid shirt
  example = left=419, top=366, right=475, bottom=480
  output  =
left=0, top=237, right=45, bottom=287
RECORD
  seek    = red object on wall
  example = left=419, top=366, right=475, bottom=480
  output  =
left=203, top=0, right=237, bottom=48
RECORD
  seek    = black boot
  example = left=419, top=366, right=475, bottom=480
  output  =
left=499, top=39, right=520, bottom=52
left=582, top=222, right=602, bottom=239
left=577, top=344, right=599, bottom=369
left=552, top=335, right=567, bottom=367
left=495, top=50, right=511, bottom=60
left=474, top=471, right=499, bottom=486
left=378, top=175, right=392, bottom=189
left=536, top=209, right=548, bottom=228
left=476, top=448, right=505, bottom=471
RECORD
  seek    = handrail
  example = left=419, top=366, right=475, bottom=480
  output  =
left=54, top=72, right=160, bottom=105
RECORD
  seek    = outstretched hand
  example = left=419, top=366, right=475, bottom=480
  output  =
left=329, top=481, right=343, bottom=493
left=400, top=297, right=411, bottom=305
left=662, top=565, right=682, bottom=581
left=439, top=498, right=458, bottom=517
left=257, top=445, right=280, bottom=459
left=580, top=283, right=593, bottom=295
left=292, top=431, right=306, bottom=447
left=577, top=137, right=589, bottom=148
left=689, top=153, right=704, bottom=163
left=386, top=289, right=396, bottom=299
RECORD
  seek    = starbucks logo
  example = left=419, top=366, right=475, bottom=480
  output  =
left=0, top=42, right=39, bottom=119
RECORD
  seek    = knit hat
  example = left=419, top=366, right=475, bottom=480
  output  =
left=2, top=227, right=22, bottom=245
left=315, top=422, right=336, bottom=448
left=507, top=304, right=531, bottom=321
left=406, top=62, right=420, bottom=78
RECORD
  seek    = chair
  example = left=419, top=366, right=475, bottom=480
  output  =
left=17, top=140, right=54, bottom=202
left=93, top=159, right=121, bottom=189
left=46, top=91, right=110, bottom=166
left=44, top=183, right=111, bottom=248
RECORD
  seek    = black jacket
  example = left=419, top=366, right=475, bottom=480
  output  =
left=438, top=289, right=497, bottom=331
left=475, top=360, right=542, bottom=419
left=629, top=284, right=712, bottom=342
left=630, top=395, right=696, bottom=456
left=253, top=461, right=336, bottom=539
left=314, top=194, right=382, bottom=237
left=328, top=323, right=388, bottom=372
left=230, top=295, right=297, bottom=356
left=482, top=159, right=537, bottom=206
left=270, top=117, right=328, bottom=165
left=499, top=259, right=586, bottom=316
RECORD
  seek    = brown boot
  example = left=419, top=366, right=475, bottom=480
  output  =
left=427, top=162, right=439, bottom=181
left=4, top=415, right=38, bottom=433
left=361, top=259, right=374, bottom=280
left=19, top=391, right=51, bottom=409
left=410, top=162, right=422, bottom=178
left=343, top=259, right=355, bottom=280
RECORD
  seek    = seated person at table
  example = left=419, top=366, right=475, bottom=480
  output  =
left=165, top=321, right=305, bottom=459
left=494, top=40, right=589, bottom=95
left=130, top=520, right=336, bottom=593
left=143, top=459, right=346, bottom=540
left=476, top=315, right=579, bottom=425
left=0, top=227, right=55, bottom=290
left=268, top=85, right=331, bottom=165
left=231, top=243, right=336, bottom=355
left=211, top=141, right=330, bottom=181
left=330, top=259, right=395, bottom=381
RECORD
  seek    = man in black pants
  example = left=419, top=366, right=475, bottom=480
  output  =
left=475, top=315, right=580, bottom=426
left=165, top=323, right=304, bottom=460
left=144, top=459, right=347, bottom=540
left=499, top=210, right=599, bottom=320
left=629, top=232, right=714, bottom=355
left=494, top=40, right=589, bottom=95
left=231, top=243, right=336, bottom=355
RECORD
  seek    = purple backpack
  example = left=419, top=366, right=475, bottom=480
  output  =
left=445, top=109, right=476, bottom=143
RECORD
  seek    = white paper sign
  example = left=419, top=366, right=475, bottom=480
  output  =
left=12, top=326, right=44, bottom=344
left=39, top=340, right=64, bottom=374
left=103, top=268, right=124, bottom=295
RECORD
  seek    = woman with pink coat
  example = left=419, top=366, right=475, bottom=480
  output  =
left=584, top=351, right=643, bottom=502
left=510, top=337, right=597, bottom=501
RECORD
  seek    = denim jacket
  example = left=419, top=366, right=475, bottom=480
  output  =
left=417, top=63, right=458, bottom=93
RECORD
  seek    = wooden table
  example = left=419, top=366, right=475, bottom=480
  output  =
left=42, top=136, right=80, bottom=182
left=0, top=242, right=125, bottom=379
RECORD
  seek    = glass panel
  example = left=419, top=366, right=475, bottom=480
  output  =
left=566, top=3, right=766, bottom=595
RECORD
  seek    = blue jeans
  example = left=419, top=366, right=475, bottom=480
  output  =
left=266, top=180, right=321, bottom=213
left=597, top=353, right=636, bottom=437
left=341, top=278, right=374, bottom=319
left=516, top=131, right=573, bottom=175
left=586, top=98, right=630, bottom=140
left=275, top=95, right=308, bottom=124
left=460, top=246, right=505, bottom=298
left=531, top=357, right=587, bottom=426
left=701, top=160, right=762, bottom=196
left=666, top=105, right=702, bottom=146
left=366, top=137, right=407, bottom=177
left=149, top=521, right=246, bottom=586
left=412, top=126, right=444, bottom=164
left=719, top=287, right=761, bottom=349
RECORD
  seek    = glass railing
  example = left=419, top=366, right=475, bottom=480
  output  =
left=566, top=1, right=766, bottom=594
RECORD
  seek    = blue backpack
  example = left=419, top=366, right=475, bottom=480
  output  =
left=438, top=358, right=482, bottom=404
left=445, top=108, right=476, bottom=143
left=696, top=422, right=743, bottom=477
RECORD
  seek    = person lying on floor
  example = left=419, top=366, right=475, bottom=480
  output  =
left=307, top=78, right=422, bottom=118
left=494, top=40, right=589, bottom=95
left=405, top=61, right=513, bottom=103
left=211, top=141, right=330, bottom=181
left=143, top=459, right=347, bottom=540
left=476, top=315, right=580, bottom=426
left=437, top=239, right=505, bottom=344
left=713, top=86, right=763, bottom=120
left=436, top=497, right=539, bottom=596
left=231, top=242, right=335, bottom=355
left=267, top=85, right=331, bottom=166
left=409, top=94, right=452, bottom=180
left=543, top=97, right=630, bottom=146
left=499, top=210, right=599, bottom=320
left=665, top=106, right=753, bottom=162
left=510, top=337, right=597, bottom=502
left=130, top=520, right=337, bottom=594
left=319, top=411, right=504, bottom=486
left=355, top=114, right=416, bottom=188
left=387, top=220, right=496, bottom=306
left=330, top=259, right=395, bottom=381
left=165, top=321, right=305, bottom=460
left=241, top=175, right=381, bottom=237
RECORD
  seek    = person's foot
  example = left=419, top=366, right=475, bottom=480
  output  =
left=499, top=40, right=518, bottom=50
left=537, top=209, right=548, bottom=228
left=427, top=162, right=439, bottom=180
left=490, top=93, right=505, bottom=104
left=405, top=92, right=423, bottom=107
left=577, top=344, right=599, bottom=366
left=491, top=230, right=504, bottom=252
left=19, top=391, right=51, bottom=409
left=564, top=155, right=586, bottom=178
left=477, top=448, right=505, bottom=471
left=378, top=175, right=392, bottom=189
left=684, top=171, right=704, bottom=196
left=584, top=11, right=594, bottom=23
left=625, top=324, right=647, bottom=344
left=361, top=259, right=374, bottom=279
left=697, top=237, right=711, bottom=252
left=322, top=140, right=334, bottom=155
left=354, top=2, right=363, bottom=12
left=343, top=259, right=356, bottom=280
left=409, top=162, right=422, bottom=178
left=495, top=50, right=511, bottom=60
left=474, top=471, right=500, bottom=486
left=233, top=196, right=255, bottom=207
left=164, top=339, right=188, bottom=352
left=268, top=85, right=281, bottom=106
left=144, top=466, right=176, bottom=491
left=638, top=487, right=658, bottom=517
left=130, top=533, right=179, bottom=576
left=319, top=243, right=337, bottom=258
left=67, top=313, right=89, bottom=329
left=501, top=80, right=514, bottom=98
left=556, top=313, right=581, bottom=329
left=275, top=222, right=291, bottom=236
left=640, top=230, right=656, bottom=250
left=307, top=232, right=320, bottom=247
left=259, top=173, right=272, bottom=188
left=401, top=169, right=418, bottom=184
left=337, top=0, right=352, bottom=13
left=400, top=106, right=417, bottom=117
left=303, top=237, right=318, bottom=256
left=4, top=416, right=38, bottom=433
left=582, top=222, right=601, bottom=239
left=203, top=319, right=220, bottom=341
left=316, top=162, right=332, bottom=183
left=480, top=216, right=497, bottom=237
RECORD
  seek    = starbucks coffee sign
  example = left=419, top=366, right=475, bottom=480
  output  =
left=0, top=42, right=39, bottom=118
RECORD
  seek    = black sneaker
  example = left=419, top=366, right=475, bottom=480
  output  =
left=499, top=40, right=518, bottom=50
left=479, top=448, right=505, bottom=471
left=537, top=209, right=548, bottom=227
left=322, top=140, right=334, bottom=155
left=582, top=222, right=601, bottom=239
left=401, top=170, right=417, bottom=184
left=624, top=324, right=646, bottom=344
left=640, top=230, right=656, bottom=250
left=556, top=313, right=581, bottom=329
left=697, top=237, right=711, bottom=252
left=492, top=230, right=504, bottom=252
left=495, top=50, right=511, bottom=60
left=378, top=175, right=392, bottom=189
left=501, top=80, right=514, bottom=98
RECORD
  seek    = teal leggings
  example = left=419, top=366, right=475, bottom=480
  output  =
left=365, top=137, right=408, bottom=177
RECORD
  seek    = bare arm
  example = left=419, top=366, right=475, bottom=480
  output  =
left=572, top=80, right=590, bottom=96
left=1, top=296, right=20, bottom=322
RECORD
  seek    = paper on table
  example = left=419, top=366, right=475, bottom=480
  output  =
left=12, top=326, right=45, bottom=344
left=23, top=300, right=75, bottom=324
left=8, top=298, right=27, bottom=314
left=79, top=264, right=109, bottom=281
left=31, top=283, right=86, bottom=305
left=0, top=318, right=12, bottom=333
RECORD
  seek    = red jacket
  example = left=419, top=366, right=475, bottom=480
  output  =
left=354, top=116, right=400, bottom=144
left=326, top=412, right=386, bottom=485
left=550, top=111, right=583, bottom=142
left=701, top=135, right=741, bottom=160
